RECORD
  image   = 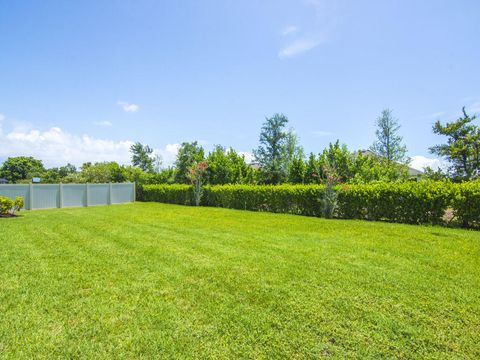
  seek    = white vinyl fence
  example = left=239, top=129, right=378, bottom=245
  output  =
left=0, top=183, right=135, bottom=210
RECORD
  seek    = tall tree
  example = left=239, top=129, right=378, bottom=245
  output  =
left=282, top=128, right=303, bottom=174
left=130, top=142, right=155, bottom=172
left=174, top=141, right=205, bottom=183
left=253, top=113, right=289, bottom=184
left=430, top=107, right=480, bottom=180
left=0, top=156, right=45, bottom=183
left=370, top=109, right=409, bottom=164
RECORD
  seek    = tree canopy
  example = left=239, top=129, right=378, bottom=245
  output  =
left=0, top=156, right=45, bottom=183
left=253, top=113, right=290, bottom=184
left=430, top=107, right=480, bottom=180
left=370, top=109, right=409, bottom=164
left=130, top=142, right=155, bottom=173
left=174, top=141, right=205, bottom=184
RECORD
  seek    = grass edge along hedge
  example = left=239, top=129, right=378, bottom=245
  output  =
left=139, top=182, right=480, bottom=228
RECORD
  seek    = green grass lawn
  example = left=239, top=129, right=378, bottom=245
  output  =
left=1, top=203, right=479, bottom=359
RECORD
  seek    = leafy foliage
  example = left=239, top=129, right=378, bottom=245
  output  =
left=0, top=157, right=45, bottom=183
left=430, top=107, right=480, bottom=180
left=288, top=141, right=409, bottom=185
left=287, top=155, right=306, bottom=184
left=41, top=164, right=77, bottom=183
left=138, top=184, right=193, bottom=205
left=320, top=162, right=340, bottom=218
left=206, top=146, right=255, bottom=185
left=140, top=181, right=480, bottom=228
left=452, top=180, right=480, bottom=228
left=174, top=141, right=205, bottom=184
left=130, top=142, right=155, bottom=173
left=370, top=109, right=409, bottom=164
left=0, top=196, right=23, bottom=216
left=253, top=113, right=290, bottom=184
left=188, top=160, right=208, bottom=206
left=336, top=181, right=455, bottom=225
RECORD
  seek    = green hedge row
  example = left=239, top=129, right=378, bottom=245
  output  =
left=336, top=182, right=455, bottom=225
left=139, top=181, right=480, bottom=228
left=203, top=184, right=325, bottom=216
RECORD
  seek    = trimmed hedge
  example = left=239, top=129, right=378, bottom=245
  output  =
left=140, top=181, right=480, bottom=228
left=336, top=182, right=455, bottom=225
left=203, top=184, right=325, bottom=216
left=453, top=181, right=480, bottom=228
left=138, top=184, right=193, bottom=206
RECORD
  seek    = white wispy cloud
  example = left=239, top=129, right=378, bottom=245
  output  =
left=278, top=0, right=338, bottom=59
left=312, top=130, right=333, bottom=137
left=278, top=38, right=322, bottom=59
left=93, top=120, right=113, bottom=127
left=0, top=113, right=5, bottom=122
left=410, top=155, right=446, bottom=171
left=117, top=101, right=139, bottom=113
left=0, top=116, right=179, bottom=168
left=281, top=25, right=298, bottom=36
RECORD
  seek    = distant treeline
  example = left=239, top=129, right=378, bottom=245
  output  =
left=1, top=108, right=478, bottom=184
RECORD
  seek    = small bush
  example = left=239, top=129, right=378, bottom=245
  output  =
left=0, top=196, right=23, bottom=216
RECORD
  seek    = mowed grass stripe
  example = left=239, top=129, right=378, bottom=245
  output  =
left=0, top=202, right=479, bottom=358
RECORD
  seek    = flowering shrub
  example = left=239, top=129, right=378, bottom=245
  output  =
left=188, top=161, right=208, bottom=206
left=321, top=163, right=341, bottom=219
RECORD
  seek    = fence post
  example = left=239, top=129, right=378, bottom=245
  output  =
left=59, top=183, right=63, bottom=208
left=108, top=183, right=112, bottom=205
left=85, top=183, right=89, bottom=207
left=133, top=182, right=136, bottom=202
left=29, top=183, right=33, bottom=210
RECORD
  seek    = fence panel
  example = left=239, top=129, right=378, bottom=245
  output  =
left=0, top=184, right=30, bottom=209
left=32, top=184, right=60, bottom=209
left=88, top=184, right=110, bottom=206
left=112, top=183, right=135, bottom=204
left=0, top=183, right=134, bottom=210
left=63, top=184, right=87, bottom=208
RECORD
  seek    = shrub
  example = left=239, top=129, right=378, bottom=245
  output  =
left=141, top=184, right=325, bottom=215
left=141, top=184, right=193, bottom=206
left=139, top=182, right=479, bottom=228
left=13, top=197, right=24, bottom=213
left=452, top=181, right=480, bottom=228
left=203, top=184, right=325, bottom=215
left=336, top=181, right=455, bottom=225
left=188, top=161, right=208, bottom=206
left=0, top=196, right=23, bottom=216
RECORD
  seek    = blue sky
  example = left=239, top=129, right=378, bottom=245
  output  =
left=1, top=0, right=479, bottom=169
